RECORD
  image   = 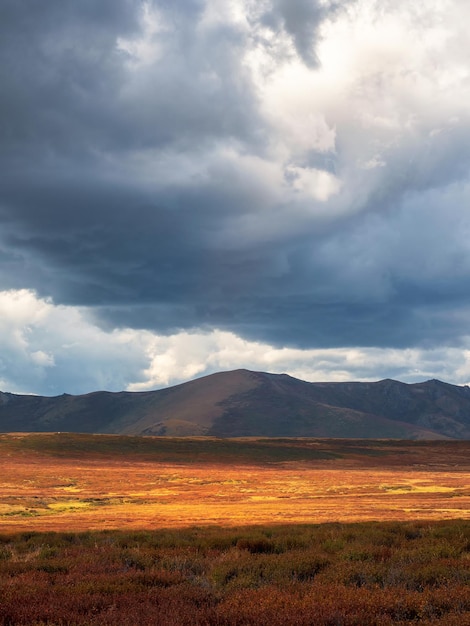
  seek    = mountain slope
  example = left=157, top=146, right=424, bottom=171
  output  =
left=1, top=370, right=469, bottom=438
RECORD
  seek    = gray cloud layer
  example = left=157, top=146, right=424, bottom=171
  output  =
left=1, top=0, right=470, bottom=361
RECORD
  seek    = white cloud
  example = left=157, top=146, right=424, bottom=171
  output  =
left=199, top=0, right=248, bottom=30
left=128, top=331, right=470, bottom=392
left=286, top=165, right=341, bottom=201
left=30, top=350, right=55, bottom=367
left=0, top=290, right=147, bottom=395
left=1, top=290, right=470, bottom=395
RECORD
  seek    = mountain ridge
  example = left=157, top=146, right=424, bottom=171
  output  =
left=1, top=369, right=469, bottom=439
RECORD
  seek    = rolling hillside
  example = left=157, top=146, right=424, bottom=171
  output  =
left=1, top=369, right=470, bottom=438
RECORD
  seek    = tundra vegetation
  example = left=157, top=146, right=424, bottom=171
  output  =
left=0, top=521, right=469, bottom=625
left=0, top=434, right=469, bottom=624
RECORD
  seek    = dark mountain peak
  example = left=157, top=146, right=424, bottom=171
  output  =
left=422, top=378, right=450, bottom=387
left=0, top=369, right=469, bottom=439
left=375, top=378, right=407, bottom=387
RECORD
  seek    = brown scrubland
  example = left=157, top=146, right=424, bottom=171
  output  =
left=0, top=434, right=469, bottom=624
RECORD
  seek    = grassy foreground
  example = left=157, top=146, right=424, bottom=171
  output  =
left=0, top=434, right=469, bottom=624
left=0, top=520, right=469, bottom=625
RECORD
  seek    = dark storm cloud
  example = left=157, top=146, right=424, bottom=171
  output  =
left=0, top=0, right=259, bottom=160
left=0, top=1, right=137, bottom=151
left=261, top=0, right=338, bottom=67
left=1, top=0, right=470, bottom=358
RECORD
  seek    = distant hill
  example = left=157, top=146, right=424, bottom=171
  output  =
left=1, top=369, right=470, bottom=439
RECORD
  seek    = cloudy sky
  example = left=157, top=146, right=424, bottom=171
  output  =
left=2, top=0, right=470, bottom=395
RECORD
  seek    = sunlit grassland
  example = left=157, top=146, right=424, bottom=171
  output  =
left=0, top=434, right=469, bottom=532
left=0, top=434, right=469, bottom=624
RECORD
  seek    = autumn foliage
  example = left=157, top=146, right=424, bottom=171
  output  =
left=0, top=434, right=469, bottom=624
left=0, top=520, right=469, bottom=625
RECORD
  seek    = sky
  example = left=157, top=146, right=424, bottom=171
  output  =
left=2, top=0, right=470, bottom=395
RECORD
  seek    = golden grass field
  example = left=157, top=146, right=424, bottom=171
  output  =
left=0, top=434, right=469, bottom=533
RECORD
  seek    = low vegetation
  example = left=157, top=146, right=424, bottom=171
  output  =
left=0, top=520, right=469, bottom=625
left=0, top=434, right=469, bottom=623
left=1, top=434, right=469, bottom=532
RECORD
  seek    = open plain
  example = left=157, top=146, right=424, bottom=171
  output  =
left=1, top=434, right=470, bottom=625
left=0, top=434, right=469, bottom=532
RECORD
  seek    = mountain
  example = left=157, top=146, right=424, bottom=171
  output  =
left=1, top=369, right=470, bottom=439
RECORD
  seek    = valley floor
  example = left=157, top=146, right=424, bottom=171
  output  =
left=1, top=435, right=469, bottom=624
left=0, top=434, right=468, bottom=532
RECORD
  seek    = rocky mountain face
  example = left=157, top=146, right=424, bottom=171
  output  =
left=1, top=370, right=470, bottom=439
